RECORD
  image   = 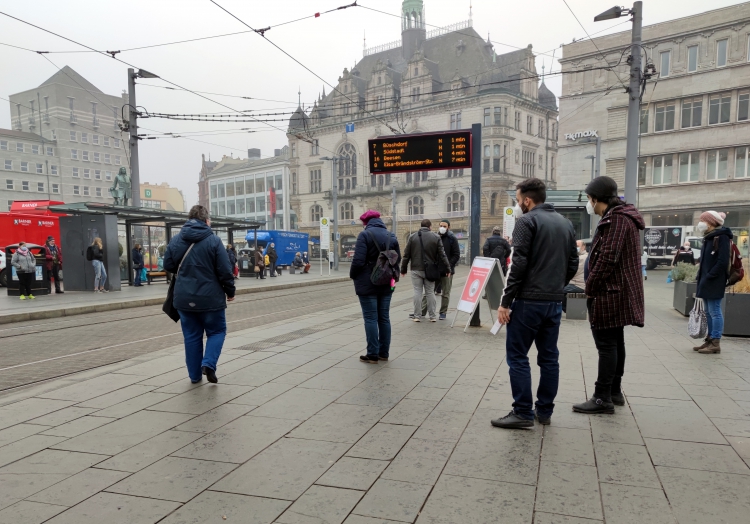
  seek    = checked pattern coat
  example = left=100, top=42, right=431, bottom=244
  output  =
left=585, top=204, right=646, bottom=330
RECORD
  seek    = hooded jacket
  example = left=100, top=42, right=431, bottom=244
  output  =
left=45, top=243, right=62, bottom=271
left=483, top=233, right=511, bottom=270
left=586, top=204, right=645, bottom=329
left=350, top=218, right=401, bottom=296
left=163, top=218, right=235, bottom=312
left=132, top=248, right=144, bottom=269
left=696, top=227, right=732, bottom=300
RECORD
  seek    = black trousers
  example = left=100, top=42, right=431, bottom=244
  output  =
left=591, top=326, right=625, bottom=400
left=18, top=272, right=34, bottom=296
left=47, top=264, right=61, bottom=292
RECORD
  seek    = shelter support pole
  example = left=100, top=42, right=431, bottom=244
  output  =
left=470, top=123, right=482, bottom=327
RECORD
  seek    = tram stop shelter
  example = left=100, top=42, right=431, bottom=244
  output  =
left=48, top=202, right=262, bottom=289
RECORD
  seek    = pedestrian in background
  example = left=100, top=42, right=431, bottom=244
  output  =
left=573, top=176, right=644, bottom=415
left=163, top=205, right=235, bottom=384
left=641, top=248, right=649, bottom=281
left=492, top=178, right=578, bottom=429
left=693, top=211, right=732, bottom=355
left=132, top=244, right=144, bottom=287
left=12, top=242, right=37, bottom=300
left=400, top=219, right=450, bottom=322
left=350, top=210, right=401, bottom=363
left=226, top=244, right=238, bottom=279
left=90, top=237, right=108, bottom=293
left=255, top=249, right=266, bottom=279
left=45, top=236, right=63, bottom=294
left=293, top=252, right=305, bottom=272
left=267, top=243, right=278, bottom=277
left=483, top=225, right=512, bottom=275
left=672, top=242, right=696, bottom=266
left=421, top=220, right=460, bottom=320
left=562, top=240, right=587, bottom=312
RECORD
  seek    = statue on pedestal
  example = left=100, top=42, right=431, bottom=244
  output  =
left=110, top=167, right=132, bottom=206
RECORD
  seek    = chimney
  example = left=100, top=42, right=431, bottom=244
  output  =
left=248, top=148, right=261, bottom=159
left=274, top=149, right=282, bottom=157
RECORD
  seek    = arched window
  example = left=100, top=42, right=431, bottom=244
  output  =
left=446, top=192, right=465, bottom=212
left=490, top=192, right=498, bottom=215
left=337, top=143, right=357, bottom=191
left=407, top=196, right=424, bottom=215
left=310, top=204, right=323, bottom=222
left=340, top=202, right=354, bottom=220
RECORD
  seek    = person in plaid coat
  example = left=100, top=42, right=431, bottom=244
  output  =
left=574, top=176, right=645, bottom=415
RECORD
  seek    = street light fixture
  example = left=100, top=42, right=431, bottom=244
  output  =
left=593, top=6, right=629, bottom=22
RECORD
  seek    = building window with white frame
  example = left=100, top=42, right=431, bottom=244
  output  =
left=310, top=204, right=323, bottom=222
left=709, top=94, right=731, bottom=125
left=51, top=183, right=59, bottom=194
left=652, top=154, right=673, bottom=185
left=407, top=196, right=424, bottom=215
left=6, top=179, right=13, bottom=190
left=103, top=137, right=110, bottom=147
left=494, top=107, right=502, bottom=125
left=310, top=169, right=321, bottom=193
left=104, top=154, right=110, bottom=164
left=682, top=98, right=702, bottom=128
left=446, top=192, right=465, bottom=212
left=51, top=165, right=58, bottom=175
left=736, top=147, right=750, bottom=178
left=37, top=182, right=44, bottom=192
left=93, top=152, right=100, bottom=162
left=716, top=39, right=728, bottom=68
left=21, top=162, right=28, bottom=172
left=83, top=169, right=90, bottom=179
left=82, top=151, right=89, bottom=162
left=538, top=119, right=544, bottom=138
left=340, top=203, right=354, bottom=220
left=654, top=102, right=675, bottom=132
left=32, top=145, right=40, bottom=155
left=105, top=170, right=112, bottom=181
left=514, top=111, right=521, bottom=131
left=679, top=152, right=699, bottom=183
left=484, top=108, right=491, bottom=126
left=95, top=170, right=101, bottom=180
left=96, top=187, right=102, bottom=197
left=36, top=163, right=43, bottom=174
left=450, top=112, right=461, bottom=129
left=71, top=149, right=78, bottom=160
left=46, top=146, right=53, bottom=156
left=311, top=139, right=319, bottom=155
left=22, top=181, right=29, bottom=191
left=526, top=115, right=533, bottom=134
left=0, top=140, right=7, bottom=150
left=115, top=156, right=121, bottom=165
left=83, top=186, right=90, bottom=196
left=638, top=158, right=647, bottom=186
left=4, top=160, right=11, bottom=170
left=738, top=92, right=749, bottom=122
left=687, top=45, right=698, bottom=73
left=660, top=50, right=671, bottom=77
left=72, top=167, right=79, bottom=178
left=69, top=131, right=77, bottom=141
left=706, top=149, right=729, bottom=180
left=639, top=108, right=649, bottom=134
left=93, top=134, right=99, bottom=145
left=114, top=138, right=120, bottom=148
left=16, top=142, right=23, bottom=152
left=81, top=132, right=88, bottom=144
left=73, top=185, right=80, bottom=195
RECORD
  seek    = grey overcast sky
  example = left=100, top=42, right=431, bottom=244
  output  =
left=0, top=0, right=743, bottom=205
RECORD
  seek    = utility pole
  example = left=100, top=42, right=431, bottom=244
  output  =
left=127, top=69, right=141, bottom=207
left=470, top=123, right=482, bottom=327
left=624, top=2, right=642, bottom=205
left=332, top=158, right=339, bottom=271
left=37, top=92, right=51, bottom=200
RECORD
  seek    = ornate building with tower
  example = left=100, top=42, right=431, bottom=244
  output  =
left=287, top=0, right=558, bottom=259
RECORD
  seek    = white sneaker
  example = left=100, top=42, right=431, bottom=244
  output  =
left=412, top=317, right=421, bottom=322
left=430, top=318, right=437, bottom=322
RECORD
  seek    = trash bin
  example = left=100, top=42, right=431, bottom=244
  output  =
left=5, top=244, right=50, bottom=297
left=239, top=255, right=254, bottom=277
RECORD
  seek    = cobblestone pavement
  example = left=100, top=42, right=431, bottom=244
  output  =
left=0, top=273, right=748, bottom=523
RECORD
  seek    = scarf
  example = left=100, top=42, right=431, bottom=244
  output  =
left=17, top=246, right=29, bottom=256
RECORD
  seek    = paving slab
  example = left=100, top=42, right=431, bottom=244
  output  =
left=250, top=386, right=342, bottom=420
left=0, top=424, right=45, bottom=448
left=173, top=403, right=255, bottom=433
left=288, top=403, right=389, bottom=444
left=0, top=435, right=68, bottom=469
left=159, top=491, right=290, bottom=524
left=0, top=500, right=68, bottom=524
left=0, top=398, right=75, bottom=430
left=347, top=423, right=417, bottom=460
left=532, top=513, right=603, bottom=524
left=95, top=429, right=204, bottom=473
left=629, top=398, right=728, bottom=444
left=27, top=467, right=130, bottom=507
left=228, top=381, right=293, bottom=406
left=352, top=478, right=432, bottom=523
left=146, top=383, right=251, bottom=415
left=535, top=460, right=603, bottom=520
left=316, top=457, right=389, bottom=491
left=37, top=373, right=144, bottom=403
left=39, top=415, right=116, bottom=438
left=276, top=485, right=364, bottom=524
left=42, top=492, right=181, bottom=524
left=381, top=438, right=455, bottom=486
left=540, top=426, right=595, bottom=467
left=599, top=483, right=676, bottom=524
left=593, top=441, right=661, bottom=488
left=25, top=406, right=99, bottom=427
left=644, top=438, right=750, bottom=475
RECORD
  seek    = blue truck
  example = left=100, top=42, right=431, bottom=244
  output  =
left=244, top=230, right=310, bottom=267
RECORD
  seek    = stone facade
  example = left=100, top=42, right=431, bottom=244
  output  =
left=4, top=66, right=129, bottom=207
left=559, top=2, right=750, bottom=246
left=286, top=0, right=558, bottom=258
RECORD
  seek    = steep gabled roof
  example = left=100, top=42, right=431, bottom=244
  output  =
left=38, top=66, right=104, bottom=93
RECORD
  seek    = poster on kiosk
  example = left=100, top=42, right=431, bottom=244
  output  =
left=451, top=256, right=506, bottom=332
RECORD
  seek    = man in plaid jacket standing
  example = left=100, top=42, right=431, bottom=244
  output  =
left=574, top=176, right=645, bottom=414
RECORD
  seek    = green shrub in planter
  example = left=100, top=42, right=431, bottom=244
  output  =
left=671, top=262, right=698, bottom=283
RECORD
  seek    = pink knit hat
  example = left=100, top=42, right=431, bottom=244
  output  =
left=699, top=210, right=726, bottom=227
left=360, top=210, right=381, bottom=225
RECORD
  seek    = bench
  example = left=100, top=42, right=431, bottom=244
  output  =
left=146, top=271, right=171, bottom=284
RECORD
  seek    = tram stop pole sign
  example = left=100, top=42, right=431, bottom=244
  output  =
left=451, top=256, right=506, bottom=332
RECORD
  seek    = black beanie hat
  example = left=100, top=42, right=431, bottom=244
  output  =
left=585, top=176, right=618, bottom=200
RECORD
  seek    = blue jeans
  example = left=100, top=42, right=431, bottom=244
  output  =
left=358, top=293, right=392, bottom=359
left=705, top=298, right=724, bottom=340
left=93, top=260, right=107, bottom=289
left=505, top=299, right=562, bottom=420
left=134, top=267, right=142, bottom=286
left=641, top=265, right=647, bottom=277
left=178, top=309, right=227, bottom=381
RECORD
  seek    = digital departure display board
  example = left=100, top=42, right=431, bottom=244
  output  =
left=368, top=130, right=472, bottom=174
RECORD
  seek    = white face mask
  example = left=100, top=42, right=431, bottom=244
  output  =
left=513, top=204, right=523, bottom=216
left=586, top=200, right=596, bottom=216
left=438, top=227, right=447, bottom=235
left=696, top=222, right=708, bottom=233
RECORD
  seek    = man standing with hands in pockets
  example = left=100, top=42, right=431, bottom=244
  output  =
left=492, top=178, right=579, bottom=429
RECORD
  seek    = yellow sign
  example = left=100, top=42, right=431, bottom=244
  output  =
left=505, top=207, right=514, bottom=216
left=321, top=218, right=328, bottom=226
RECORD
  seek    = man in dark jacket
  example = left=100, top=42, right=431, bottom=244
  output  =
left=132, top=244, right=144, bottom=287
left=350, top=210, right=401, bottom=363
left=267, top=243, right=279, bottom=277
left=492, top=178, right=578, bottom=429
left=693, top=211, right=732, bottom=355
left=421, top=220, right=460, bottom=320
left=45, top=236, right=63, bottom=294
left=572, top=176, right=645, bottom=415
left=163, top=205, right=235, bottom=384
left=401, top=219, right=451, bottom=322
left=483, top=226, right=512, bottom=274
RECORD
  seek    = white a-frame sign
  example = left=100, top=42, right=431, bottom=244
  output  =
left=451, top=256, right=506, bottom=332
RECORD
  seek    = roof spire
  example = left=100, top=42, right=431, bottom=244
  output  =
left=297, top=87, right=301, bottom=108
left=363, top=30, right=366, bottom=54
left=469, top=1, right=473, bottom=23
left=541, top=62, right=545, bottom=83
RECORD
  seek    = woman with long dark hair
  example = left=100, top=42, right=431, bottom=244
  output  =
left=573, top=176, right=645, bottom=415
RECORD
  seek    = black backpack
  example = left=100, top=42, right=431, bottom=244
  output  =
left=365, top=229, right=399, bottom=286
left=86, top=245, right=94, bottom=261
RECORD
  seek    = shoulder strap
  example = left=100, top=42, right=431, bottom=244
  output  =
left=175, top=243, right=196, bottom=279
left=418, top=231, right=427, bottom=267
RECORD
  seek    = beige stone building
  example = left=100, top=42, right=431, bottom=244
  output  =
left=559, top=3, right=750, bottom=254
left=139, top=182, right=186, bottom=211
left=287, top=0, right=558, bottom=259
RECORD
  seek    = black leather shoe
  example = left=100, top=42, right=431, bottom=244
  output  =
left=535, top=413, right=551, bottom=426
left=572, top=397, right=615, bottom=414
left=202, top=366, right=218, bottom=383
left=491, top=411, right=534, bottom=429
left=359, top=355, right=379, bottom=364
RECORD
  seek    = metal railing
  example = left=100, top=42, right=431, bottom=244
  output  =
left=364, top=20, right=472, bottom=57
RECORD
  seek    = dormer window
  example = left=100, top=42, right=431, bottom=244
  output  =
left=414, top=67, right=419, bottom=76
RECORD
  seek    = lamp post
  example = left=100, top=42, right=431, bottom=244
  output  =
left=320, top=156, right=343, bottom=271
left=585, top=155, right=596, bottom=181
left=127, top=68, right=159, bottom=207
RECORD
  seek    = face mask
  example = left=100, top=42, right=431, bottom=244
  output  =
left=696, top=222, right=708, bottom=233
left=439, top=227, right=447, bottom=235
left=586, top=200, right=596, bottom=215
left=513, top=204, right=524, bottom=216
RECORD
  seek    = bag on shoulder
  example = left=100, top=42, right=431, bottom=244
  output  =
left=86, top=245, right=94, bottom=261
left=687, top=298, right=708, bottom=339
left=713, top=237, right=745, bottom=286
left=366, top=229, right=399, bottom=286
left=418, top=231, right=441, bottom=282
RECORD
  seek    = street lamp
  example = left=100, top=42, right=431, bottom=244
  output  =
left=320, top=156, right=344, bottom=271
left=579, top=137, right=601, bottom=179
left=585, top=155, right=596, bottom=181
left=127, top=68, right=160, bottom=207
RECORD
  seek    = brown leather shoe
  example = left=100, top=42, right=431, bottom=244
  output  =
left=693, top=338, right=712, bottom=351
left=698, top=339, right=721, bottom=354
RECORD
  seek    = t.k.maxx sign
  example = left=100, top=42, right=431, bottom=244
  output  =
left=564, top=130, right=599, bottom=141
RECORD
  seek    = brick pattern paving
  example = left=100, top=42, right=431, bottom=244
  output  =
left=0, top=274, right=748, bottom=523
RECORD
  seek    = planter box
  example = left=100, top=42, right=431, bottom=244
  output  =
left=673, top=280, right=697, bottom=317
left=724, top=293, right=750, bottom=337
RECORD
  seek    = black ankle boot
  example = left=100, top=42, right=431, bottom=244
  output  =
left=572, top=397, right=615, bottom=414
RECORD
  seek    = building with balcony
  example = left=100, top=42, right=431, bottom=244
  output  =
left=287, top=0, right=558, bottom=257
left=3, top=66, right=130, bottom=207
left=558, top=3, right=750, bottom=253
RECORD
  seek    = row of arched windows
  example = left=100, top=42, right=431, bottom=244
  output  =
left=310, top=193, right=468, bottom=222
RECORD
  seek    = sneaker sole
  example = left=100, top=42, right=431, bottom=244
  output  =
left=360, top=359, right=379, bottom=364
left=490, top=420, right=534, bottom=429
left=412, top=319, right=421, bottom=322
left=572, top=406, right=615, bottom=415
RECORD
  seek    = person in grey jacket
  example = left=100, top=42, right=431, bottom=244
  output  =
left=400, top=219, right=450, bottom=322
left=421, top=220, right=461, bottom=320
left=12, top=242, right=37, bottom=300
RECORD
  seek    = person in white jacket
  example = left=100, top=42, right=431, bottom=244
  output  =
left=641, top=248, right=649, bottom=281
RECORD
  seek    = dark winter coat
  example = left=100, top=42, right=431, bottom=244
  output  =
left=267, top=246, right=278, bottom=264
left=226, top=248, right=237, bottom=266
left=132, top=248, right=144, bottom=269
left=400, top=227, right=449, bottom=274
left=440, top=231, right=461, bottom=274
left=673, top=249, right=695, bottom=266
left=696, top=227, right=732, bottom=300
left=586, top=204, right=645, bottom=330
left=501, top=204, right=579, bottom=308
left=293, top=255, right=304, bottom=268
left=91, top=245, right=104, bottom=261
left=350, top=218, right=401, bottom=296
left=163, top=218, right=235, bottom=312
left=483, top=233, right=511, bottom=270
left=45, top=243, right=62, bottom=271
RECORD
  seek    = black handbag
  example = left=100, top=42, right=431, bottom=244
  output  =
left=418, top=231, right=441, bottom=282
left=162, top=243, right=195, bottom=322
